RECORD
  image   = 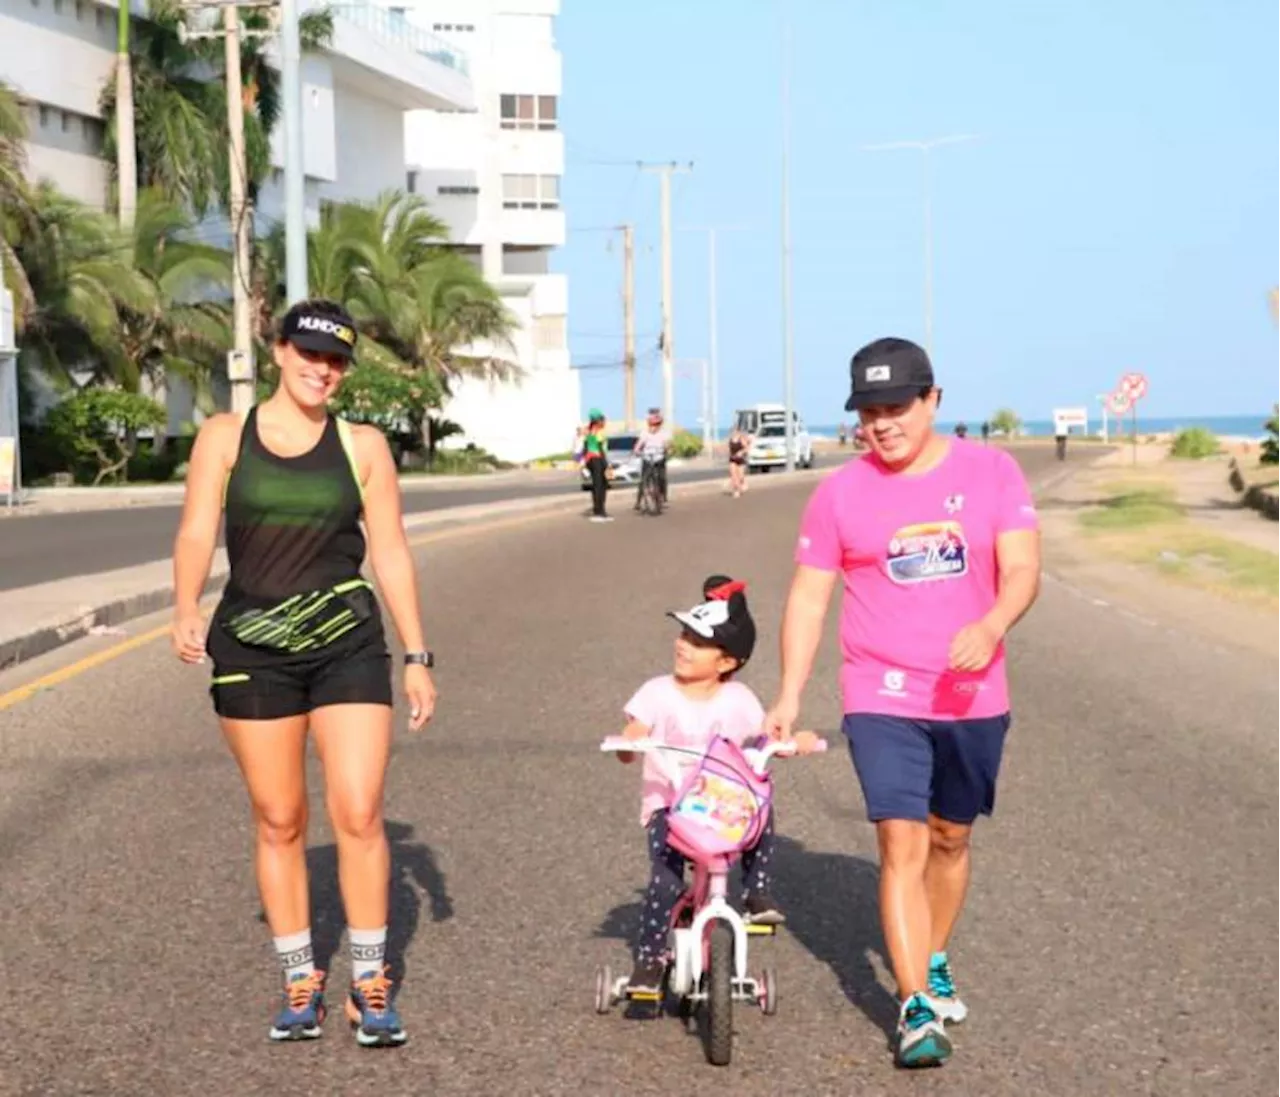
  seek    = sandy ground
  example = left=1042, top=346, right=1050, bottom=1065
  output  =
left=1037, top=445, right=1277, bottom=660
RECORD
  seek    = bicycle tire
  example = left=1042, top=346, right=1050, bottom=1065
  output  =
left=705, top=922, right=733, bottom=1066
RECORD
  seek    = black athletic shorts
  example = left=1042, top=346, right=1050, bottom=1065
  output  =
left=208, top=619, right=393, bottom=721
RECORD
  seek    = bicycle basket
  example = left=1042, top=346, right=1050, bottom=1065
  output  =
left=667, top=736, right=772, bottom=858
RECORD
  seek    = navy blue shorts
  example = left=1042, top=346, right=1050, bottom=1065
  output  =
left=842, top=713, right=1011, bottom=825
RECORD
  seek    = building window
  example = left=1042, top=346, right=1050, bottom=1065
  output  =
left=437, top=185, right=479, bottom=196
left=406, top=170, right=417, bottom=194
left=500, top=94, right=558, bottom=131
left=38, top=105, right=50, bottom=128
left=533, top=314, right=566, bottom=352
left=502, top=175, right=560, bottom=211
left=432, top=23, right=475, bottom=32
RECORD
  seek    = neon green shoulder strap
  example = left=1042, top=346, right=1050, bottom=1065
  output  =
left=334, top=417, right=366, bottom=505
left=221, top=408, right=252, bottom=510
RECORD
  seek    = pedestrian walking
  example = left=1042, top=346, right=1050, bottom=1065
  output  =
left=765, top=336, right=1041, bottom=1069
left=170, top=298, right=437, bottom=1047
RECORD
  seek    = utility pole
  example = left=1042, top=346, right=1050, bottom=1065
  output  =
left=619, top=223, right=636, bottom=429
left=223, top=5, right=254, bottom=414
left=179, top=0, right=276, bottom=414
left=0, top=251, right=19, bottom=508
left=280, top=0, right=307, bottom=304
left=640, top=161, right=692, bottom=426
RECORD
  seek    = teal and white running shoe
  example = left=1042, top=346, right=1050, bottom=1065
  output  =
left=927, top=951, right=969, bottom=1024
left=895, top=992, right=952, bottom=1068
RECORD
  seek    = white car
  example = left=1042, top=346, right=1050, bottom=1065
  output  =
left=579, top=433, right=643, bottom=490
left=747, top=423, right=813, bottom=471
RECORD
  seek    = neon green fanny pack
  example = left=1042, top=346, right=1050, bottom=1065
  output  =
left=221, top=578, right=375, bottom=654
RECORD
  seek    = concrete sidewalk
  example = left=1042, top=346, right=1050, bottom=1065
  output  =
left=0, top=467, right=815, bottom=671
left=4, top=459, right=706, bottom=516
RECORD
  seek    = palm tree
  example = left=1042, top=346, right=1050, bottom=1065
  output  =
left=13, top=182, right=153, bottom=390
left=0, top=81, right=37, bottom=331
left=100, top=5, right=223, bottom=218
left=100, top=2, right=334, bottom=217
left=333, top=191, right=518, bottom=388
left=115, top=0, right=138, bottom=228
left=119, top=188, right=232, bottom=404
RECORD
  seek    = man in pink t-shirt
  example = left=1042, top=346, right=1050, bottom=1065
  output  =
left=765, top=337, right=1041, bottom=1070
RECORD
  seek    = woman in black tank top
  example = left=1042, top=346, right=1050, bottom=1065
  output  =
left=170, top=299, right=435, bottom=1047
left=727, top=427, right=751, bottom=499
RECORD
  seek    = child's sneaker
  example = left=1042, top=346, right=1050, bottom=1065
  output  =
left=927, top=951, right=969, bottom=1024
left=268, top=970, right=326, bottom=1041
left=744, top=892, right=786, bottom=925
left=626, top=960, right=665, bottom=999
left=895, top=993, right=952, bottom=1068
left=345, top=965, right=406, bottom=1047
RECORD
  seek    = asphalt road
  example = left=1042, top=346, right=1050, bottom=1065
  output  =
left=0, top=461, right=736, bottom=592
left=0, top=446, right=1273, bottom=1096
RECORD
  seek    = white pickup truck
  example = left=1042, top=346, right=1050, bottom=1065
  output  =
left=733, top=404, right=814, bottom=471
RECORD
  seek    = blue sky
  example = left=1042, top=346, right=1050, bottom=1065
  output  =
left=553, top=0, right=1278, bottom=429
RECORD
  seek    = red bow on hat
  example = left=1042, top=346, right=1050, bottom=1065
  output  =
left=706, top=580, right=746, bottom=601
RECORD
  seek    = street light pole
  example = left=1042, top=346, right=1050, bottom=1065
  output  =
left=781, top=12, right=795, bottom=472
left=861, top=134, right=978, bottom=360
left=681, top=224, right=749, bottom=460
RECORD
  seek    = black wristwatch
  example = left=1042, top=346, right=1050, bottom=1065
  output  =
left=404, top=651, right=435, bottom=668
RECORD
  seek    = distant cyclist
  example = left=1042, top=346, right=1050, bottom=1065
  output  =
left=633, top=407, right=672, bottom=508
left=171, top=298, right=436, bottom=1048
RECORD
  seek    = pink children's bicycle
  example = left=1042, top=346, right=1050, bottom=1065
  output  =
left=594, top=733, right=827, bottom=1066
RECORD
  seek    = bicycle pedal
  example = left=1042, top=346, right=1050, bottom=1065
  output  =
left=746, top=923, right=778, bottom=937
left=626, top=990, right=662, bottom=1002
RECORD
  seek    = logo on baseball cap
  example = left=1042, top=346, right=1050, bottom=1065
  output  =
left=844, top=337, right=935, bottom=411
left=281, top=300, right=358, bottom=360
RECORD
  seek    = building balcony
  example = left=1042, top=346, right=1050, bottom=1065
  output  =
left=499, top=207, right=566, bottom=248
left=317, top=2, right=475, bottom=112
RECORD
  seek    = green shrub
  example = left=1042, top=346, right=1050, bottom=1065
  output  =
left=1169, top=427, right=1220, bottom=459
left=1263, top=405, right=1278, bottom=465
left=671, top=430, right=703, bottom=458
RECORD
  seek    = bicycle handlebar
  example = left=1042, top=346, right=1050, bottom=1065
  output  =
left=599, top=734, right=827, bottom=781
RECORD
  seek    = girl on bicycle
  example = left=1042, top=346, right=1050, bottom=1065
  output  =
left=613, top=576, right=793, bottom=995
left=171, top=298, right=436, bottom=1047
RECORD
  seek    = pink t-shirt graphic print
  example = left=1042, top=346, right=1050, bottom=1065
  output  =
left=794, top=439, right=1038, bottom=720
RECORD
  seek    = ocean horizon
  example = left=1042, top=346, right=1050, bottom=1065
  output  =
left=804, top=413, right=1271, bottom=441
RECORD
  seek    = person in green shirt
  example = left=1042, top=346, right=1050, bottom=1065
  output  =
left=582, top=409, right=612, bottom=522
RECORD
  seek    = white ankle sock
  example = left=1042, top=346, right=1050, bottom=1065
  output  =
left=274, top=929, right=316, bottom=981
left=349, top=926, right=387, bottom=980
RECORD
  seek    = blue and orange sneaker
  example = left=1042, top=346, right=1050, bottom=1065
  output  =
left=345, top=965, right=407, bottom=1048
left=268, top=970, right=326, bottom=1041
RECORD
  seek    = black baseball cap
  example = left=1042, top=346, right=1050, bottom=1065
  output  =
left=844, top=337, right=935, bottom=411
left=668, top=574, right=757, bottom=667
left=280, top=300, right=358, bottom=360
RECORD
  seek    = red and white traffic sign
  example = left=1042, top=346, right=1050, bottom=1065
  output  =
left=1108, top=389, right=1133, bottom=415
left=1119, top=372, right=1149, bottom=401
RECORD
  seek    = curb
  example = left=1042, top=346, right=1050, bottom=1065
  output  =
left=0, top=467, right=827, bottom=673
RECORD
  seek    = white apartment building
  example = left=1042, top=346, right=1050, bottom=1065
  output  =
left=0, top=0, right=473, bottom=222
left=398, top=0, right=577, bottom=462
left=1, top=0, right=476, bottom=429
left=0, top=0, right=133, bottom=209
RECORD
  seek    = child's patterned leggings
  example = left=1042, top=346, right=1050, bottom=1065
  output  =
left=633, top=808, right=776, bottom=966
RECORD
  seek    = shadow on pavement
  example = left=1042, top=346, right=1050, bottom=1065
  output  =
left=771, top=836, right=898, bottom=1042
left=592, top=835, right=897, bottom=1041
left=258, top=820, right=454, bottom=982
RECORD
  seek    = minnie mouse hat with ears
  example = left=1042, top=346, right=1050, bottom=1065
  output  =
left=668, top=575, right=757, bottom=666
